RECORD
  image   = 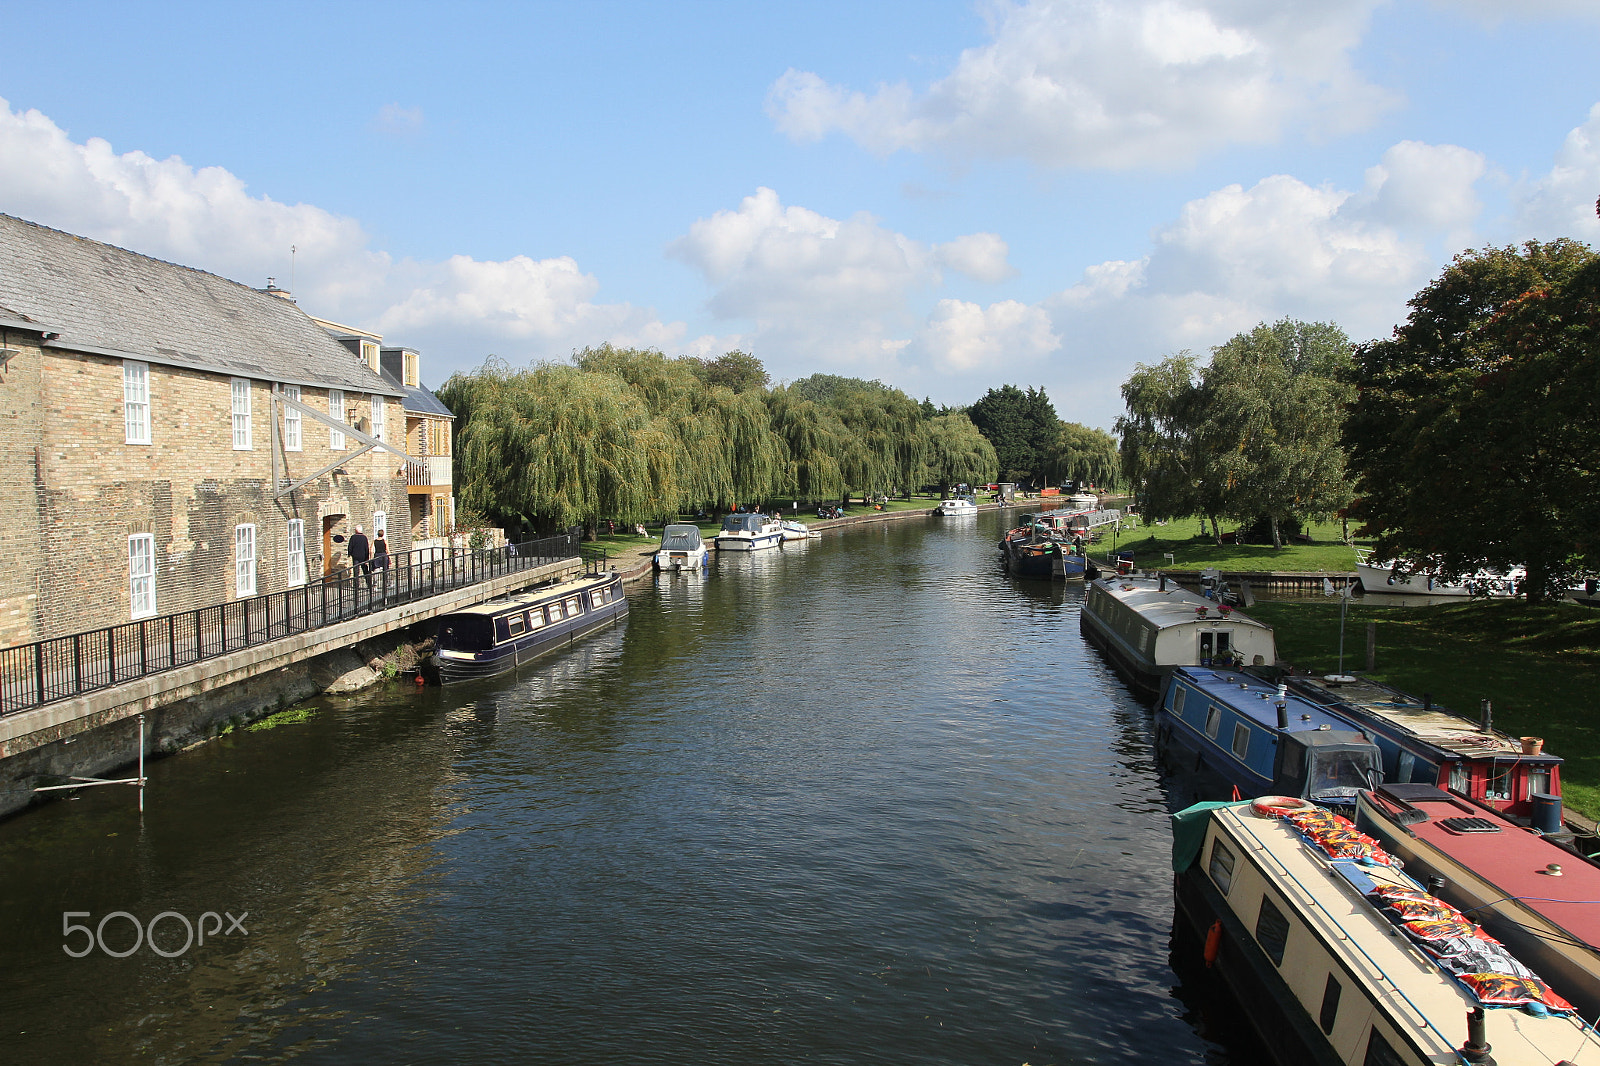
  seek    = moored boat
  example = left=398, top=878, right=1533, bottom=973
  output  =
left=778, top=519, right=816, bottom=541
left=653, top=523, right=710, bottom=571
left=1355, top=784, right=1600, bottom=1019
left=934, top=495, right=978, bottom=516
left=1157, top=666, right=1382, bottom=807
left=1066, top=491, right=1098, bottom=509
left=1173, top=798, right=1600, bottom=1066
left=1080, top=575, right=1276, bottom=698
left=430, top=571, right=628, bottom=684
left=714, top=512, right=783, bottom=551
left=1354, top=547, right=1523, bottom=597
left=1280, top=673, right=1563, bottom=825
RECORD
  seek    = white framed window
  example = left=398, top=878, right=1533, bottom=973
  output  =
left=286, top=519, right=306, bottom=588
left=328, top=389, right=345, bottom=450
left=231, top=378, right=252, bottom=450
left=370, top=395, right=385, bottom=441
left=235, top=523, right=257, bottom=597
left=123, top=360, right=150, bottom=445
left=281, top=384, right=301, bottom=451
left=129, top=534, right=156, bottom=619
left=372, top=511, right=388, bottom=538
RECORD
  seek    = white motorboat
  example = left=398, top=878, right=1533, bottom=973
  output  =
left=934, top=496, right=978, bottom=516
left=1065, top=491, right=1098, bottom=509
left=714, top=512, right=783, bottom=551
left=653, top=524, right=711, bottom=570
left=1353, top=547, right=1523, bottom=597
left=778, top=520, right=816, bottom=542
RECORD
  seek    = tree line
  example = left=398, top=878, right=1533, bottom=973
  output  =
left=437, top=347, right=1120, bottom=538
left=1115, top=234, right=1600, bottom=601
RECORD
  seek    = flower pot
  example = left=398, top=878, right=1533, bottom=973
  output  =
left=1521, top=737, right=1544, bottom=756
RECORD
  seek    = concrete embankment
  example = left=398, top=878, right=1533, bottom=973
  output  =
left=0, top=556, right=581, bottom=819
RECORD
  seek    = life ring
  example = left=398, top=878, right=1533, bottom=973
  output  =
left=1203, top=920, right=1223, bottom=967
left=1251, top=795, right=1311, bottom=818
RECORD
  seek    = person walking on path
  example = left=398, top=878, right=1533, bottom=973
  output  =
left=348, top=524, right=372, bottom=595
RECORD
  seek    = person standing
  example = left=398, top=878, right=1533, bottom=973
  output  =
left=348, top=524, right=372, bottom=595
left=372, top=529, right=389, bottom=598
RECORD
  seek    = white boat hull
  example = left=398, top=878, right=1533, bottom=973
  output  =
left=715, top=533, right=782, bottom=551
left=654, top=549, right=709, bottom=571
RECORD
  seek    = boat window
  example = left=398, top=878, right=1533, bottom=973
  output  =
left=1231, top=723, right=1250, bottom=760
left=1199, top=631, right=1214, bottom=663
left=591, top=588, right=607, bottom=606
left=1204, top=706, right=1222, bottom=739
left=494, top=617, right=512, bottom=643
left=1215, top=631, right=1231, bottom=657
left=505, top=613, right=526, bottom=637
left=1361, top=1028, right=1406, bottom=1066
left=1254, top=895, right=1289, bottom=966
left=565, top=596, right=582, bottom=615
left=1486, top=762, right=1513, bottom=801
left=526, top=608, right=546, bottom=631
left=1448, top=763, right=1469, bottom=795
left=1307, top=748, right=1381, bottom=803
left=1139, top=628, right=1152, bottom=654
left=1318, top=974, right=1341, bottom=1034
left=1207, top=838, right=1236, bottom=894
left=1529, top=766, right=1552, bottom=797
left=1396, top=751, right=1415, bottom=782
left=548, top=600, right=565, bottom=621
left=1172, top=686, right=1187, bottom=715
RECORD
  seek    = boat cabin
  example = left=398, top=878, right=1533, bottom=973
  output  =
left=1282, top=674, right=1561, bottom=822
left=1080, top=577, right=1276, bottom=697
left=1159, top=667, right=1382, bottom=804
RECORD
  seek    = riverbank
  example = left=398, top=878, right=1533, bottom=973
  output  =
left=1248, top=598, right=1600, bottom=820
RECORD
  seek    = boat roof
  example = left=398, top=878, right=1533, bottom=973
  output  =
left=659, top=524, right=705, bottom=547
left=1287, top=675, right=1561, bottom=763
left=1173, top=667, right=1372, bottom=737
left=440, top=572, right=614, bottom=618
left=1091, top=577, right=1272, bottom=632
left=1364, top=786, right=1600, bottom=948
left=720, top=513, right=769, bottom=531
left=1208, top=803, right=1600, bottom=1063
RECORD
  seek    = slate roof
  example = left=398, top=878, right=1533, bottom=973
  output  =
left=377, top=365, right=456, bottom=419
left=0, top=214, right=402, bottom=396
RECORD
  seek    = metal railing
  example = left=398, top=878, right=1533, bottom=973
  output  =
left=0, top=532, right=597, bottom=718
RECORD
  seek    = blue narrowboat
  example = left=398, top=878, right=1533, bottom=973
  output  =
left=1156, top=666, right=1382, bottom=807
left=1279, top=673, right=1562, bottom=825
left=430, top=571, right=628, bottom=684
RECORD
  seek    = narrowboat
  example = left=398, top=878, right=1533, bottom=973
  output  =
left=1354, top=547, right=1523, bottom=597
left=714, top=512, right=783, bottom=551
left=1157, top=667, right=1382, bottom=807
left=998, top=528, right=1091, bottom=579
left=654, top=523, right=710, bottom=571
left=430, top=571, right=628, bottom=684
left=1280, top=673, right=1562, bottom=824
left=1173, top=798, right=1600, bottom=1066
left=1080, top=576, right=1276, bottom=698
left=1355, top=784, right=1600, bottom=1020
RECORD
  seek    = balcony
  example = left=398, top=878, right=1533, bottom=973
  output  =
left=404, top=455, right=452, bottom=489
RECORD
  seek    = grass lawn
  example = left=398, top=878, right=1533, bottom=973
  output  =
left=1247, top=598, right=1600, bottom=819
left=1106, top=516, right=1367, bottom=573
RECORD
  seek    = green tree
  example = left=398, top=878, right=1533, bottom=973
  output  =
left=967, top=385, right=1058, bottom=483
left=1202, top=319, right=1355, bottom=548
left=765, top=385, right=848, bottom=502
left=692, top=349, right=770, bottom=393
left=1043, top=422, right=1120, bottom=490
left=921, top=412, right=999, bottom=495
left=1116, top=355, right=1206, bottom=522
left=1347, top=240, right=1600, bottom=599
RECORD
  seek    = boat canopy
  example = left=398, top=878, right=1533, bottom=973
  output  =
left=721, top=513, right=768, bottom=533
left=1276, top=730, right=1382, bottom=805
left=660, top=524, right=705, bottom=550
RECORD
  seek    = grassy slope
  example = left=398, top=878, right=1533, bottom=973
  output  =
left=1106, top=517, right=1363, bottom=572
left=1248, top=599, right=1600, bottom=819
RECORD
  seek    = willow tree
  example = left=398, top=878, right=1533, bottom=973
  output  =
left=831, top=386, right=926, bottom=499
left=921, top=411, right=998, bottom=495
left=1116, top=354, right=1208, bottom=522
left=441, top=361, right=676, bottom=535
left=705, top=386, right=787, bottom=508
left=1044, top=422, right=1120, bottom=489
left=765, top=385, right=847, bottom=503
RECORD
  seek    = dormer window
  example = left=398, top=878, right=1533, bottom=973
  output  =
left=404, top=351, right=419, bottom=387
left=360, top=340, right=379, bottom=372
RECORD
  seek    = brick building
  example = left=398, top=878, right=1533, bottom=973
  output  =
left=0, top=214, right=410, bottom=646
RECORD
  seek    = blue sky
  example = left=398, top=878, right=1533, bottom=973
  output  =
left=2, top=0, right=1598, bottom=427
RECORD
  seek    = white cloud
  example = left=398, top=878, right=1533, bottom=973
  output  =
left=0, top=96, right=686, bottom=380
left=916, top=298, right=1059, bottom=372
left=1348, top=140, right=1486, bottom=246
left=1513, top=102, right=1600, bottom=242
left=767, top=0, right=1397, bottom=169
left=935, top=232, right=1016, bottom=282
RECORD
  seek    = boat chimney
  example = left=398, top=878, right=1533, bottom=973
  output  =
left=1423, top=692, right=1432, bottom=713
left=1275, top=684, right=1288, bottom=729
left=1479, top=698, right=1492, bottom=733
left=1428, top=876, right=1447, bottom=895
left=1458, top=1008, right=1496, bottom=1065
left=1158, top=574, right=1166, bottom=592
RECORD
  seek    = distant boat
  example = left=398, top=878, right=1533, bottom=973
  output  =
left=1354, top=547, right=1522, bottom=597
left=654, top=523, right=710, bottom=571
left=1065, top=491, right=1098, bottom=509
left=934, top=496, right=978, bottom=516
left=431, top=571, right=628, bottom=684
left=1080, top=575, right=1276, bottom=698
left=714, top=512, right=783, bottom=552
left=998, top=521, right=1090, bottom=579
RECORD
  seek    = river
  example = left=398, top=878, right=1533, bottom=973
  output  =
left=0, top=510, right=1264, bottom=1065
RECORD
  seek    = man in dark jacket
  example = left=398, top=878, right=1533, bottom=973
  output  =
left=348, top=524, right=372, bottom=593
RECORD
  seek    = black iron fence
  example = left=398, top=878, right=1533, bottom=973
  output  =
left=0, top=532, right=606, bottom=718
